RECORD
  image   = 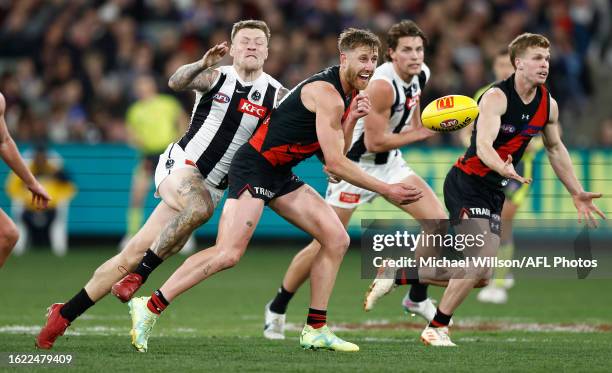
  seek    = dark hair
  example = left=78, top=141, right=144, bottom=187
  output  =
left=385, top=20, right=427, bottom=61
left=508, top=33, right=550, bottom=68
left=231, top=20, right=271, bottom=42
left=337, top=28, right=381, bottom=53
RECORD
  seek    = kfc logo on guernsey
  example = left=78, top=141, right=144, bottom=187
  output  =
left=213, top=92, right=230, bottom=104
left=238, top=98, right=268, bottom=119
left=436, top=96, right=454, bottom=110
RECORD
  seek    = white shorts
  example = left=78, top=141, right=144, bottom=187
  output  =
left=325, top=150, right=415, bottom=209
left=154, top=143, right=224, bottom=208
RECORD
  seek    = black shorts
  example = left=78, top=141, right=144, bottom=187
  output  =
left=443, top=166, right=505, bottom=235
left=228, top=143, right=305, bottom=204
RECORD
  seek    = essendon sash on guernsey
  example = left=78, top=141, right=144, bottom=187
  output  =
left=249, top=94, right=355, bottom=167
left=455, top=85, right=549, bottom=183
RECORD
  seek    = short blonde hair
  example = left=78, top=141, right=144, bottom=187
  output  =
left=231, top=20, right=271, bottom=42
left=338, top=28, right=381, bottom=53
left=508, top=33, right=550, bottom=68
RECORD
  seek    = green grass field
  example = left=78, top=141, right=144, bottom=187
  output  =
left=1, top=245, right=611, bottom=372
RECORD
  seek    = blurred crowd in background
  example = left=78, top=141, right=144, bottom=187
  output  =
left=1, top=0, right=611, bottom=147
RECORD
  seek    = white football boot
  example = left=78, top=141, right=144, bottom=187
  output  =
left=420, top=326, right=456, bottom=346
left=263, top=301, right=286, bottom=340
left=402, top=293, right=453, bottom=326
left=363, top=265, right=397, bottom=311
left=477, top=284, right=508, bottom=304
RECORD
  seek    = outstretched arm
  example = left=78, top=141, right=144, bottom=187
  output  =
left=305, top=82, right=422, bottom=205
left=168, top=42, right=228, bottom=92
left=542, top=98, right=606, bottom=226
left=0, top=93, right=50, bottom=208
left=476, top=88, right=531, bottom=184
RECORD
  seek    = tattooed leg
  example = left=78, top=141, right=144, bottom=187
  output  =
left=151, top=169, right=215, bottom=259
left=83, top=201, right=180, bottom=301
left=158, top=192, right=264, bottom=301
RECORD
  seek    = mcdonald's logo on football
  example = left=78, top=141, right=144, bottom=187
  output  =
left=436, top=96, right=454, bottom=110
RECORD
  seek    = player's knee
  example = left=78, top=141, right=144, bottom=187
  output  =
left=0, top=222, right=19, bottom=249
left=470, top=267, right=493, bottom=283
left=320, top=230, right=350, bottom=256
left=218, top=250, right=243, bottom=270
left=189, top=203, right=213, bottom=226
left=422, top=218, right=449, bottom=235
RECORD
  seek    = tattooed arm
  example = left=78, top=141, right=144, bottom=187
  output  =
left=168, top=42, right=229, bottom=92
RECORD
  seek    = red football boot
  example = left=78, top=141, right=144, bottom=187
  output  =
left=111, top=273, right=143, bottom=302
left=35, top=303, right=70, bottom=349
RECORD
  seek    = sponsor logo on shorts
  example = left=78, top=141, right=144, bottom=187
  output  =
left=469, top=207, right=490, bottom=217
left=436, top=96, right=454, bottom=110
left=213, top=92, right=230, bottom=103
left=339, top=192, right=360, bottom=204
left=253, top=186, right=275, bottom=199
left=238, top=98, right=268, bottom=118
left=490, top=214, right=501, bottom=233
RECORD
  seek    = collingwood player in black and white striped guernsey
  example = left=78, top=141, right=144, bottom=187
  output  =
left=172, top=63, right=282, bottom=192
left=35, top=20, right=286, bottom=350
left=262, top=21, right=449, bottom=341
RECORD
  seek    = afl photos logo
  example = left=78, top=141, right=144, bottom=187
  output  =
left=436, top=96, right=454, bottom=110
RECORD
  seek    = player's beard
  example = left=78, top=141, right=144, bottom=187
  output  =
left=347, top=66, right=369, bottom=91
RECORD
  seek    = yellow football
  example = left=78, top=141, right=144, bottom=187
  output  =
left=421, top=95, right=479, bottom=132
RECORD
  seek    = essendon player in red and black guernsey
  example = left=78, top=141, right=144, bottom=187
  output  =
left=422, top=33, right=606, bottom=347
left=125, top=28, right=423, bottom=352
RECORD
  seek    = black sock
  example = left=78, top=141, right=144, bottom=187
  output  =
left=133, top=249, right=163, bottom=283
left=429, top=308, right=452, bottom=328
left=269, top=286, right=295, bottom=314
left=306, top=308, right=327, bottom=329
left=395, top=267, right=419, bottom=286
left=60, top=288, right=95, bottom=322
left=409, top=283, right=428, bottom=302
